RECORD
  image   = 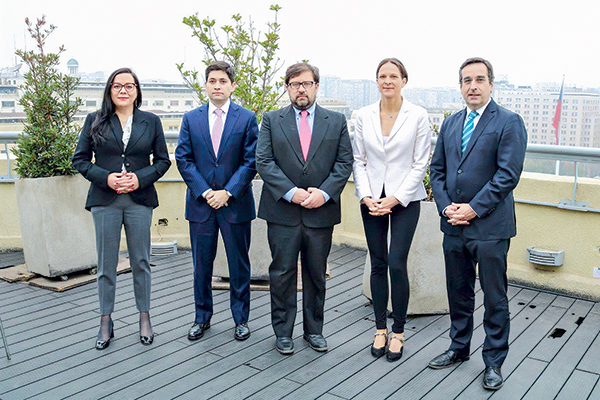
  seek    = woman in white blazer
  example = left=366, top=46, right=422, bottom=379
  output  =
left=352, top=58, right=432, bottom=362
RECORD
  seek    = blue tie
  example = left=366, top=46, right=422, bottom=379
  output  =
left=461, top=110, right=478, bottom=153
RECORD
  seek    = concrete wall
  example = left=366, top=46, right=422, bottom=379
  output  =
left=2, top=157, right=600, bottom=300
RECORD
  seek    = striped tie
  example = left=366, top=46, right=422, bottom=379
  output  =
left=461, top=110, right=478, bottom=154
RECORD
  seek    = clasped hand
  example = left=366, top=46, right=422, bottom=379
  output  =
left=206, top=189, right=230, bottom=209
left=362, top=196, right=400, bottom=216
left=107, top=172, right=139, bottom=194
left=292, top=187, right=326, bottom=209
left=445, top=202, right=476, bottom=225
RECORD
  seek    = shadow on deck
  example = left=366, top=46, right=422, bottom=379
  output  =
left=1, top=246, right=600, bottom=399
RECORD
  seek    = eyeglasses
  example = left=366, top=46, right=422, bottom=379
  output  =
left=111, top=83, right=137, bottom=92
left=287, top=81, right=315, bottom=90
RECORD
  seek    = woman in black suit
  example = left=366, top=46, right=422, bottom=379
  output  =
left=73, top=68, right=171, bottom=350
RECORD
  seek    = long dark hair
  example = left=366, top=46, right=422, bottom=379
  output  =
left=90, top=67, right=142, bottom=145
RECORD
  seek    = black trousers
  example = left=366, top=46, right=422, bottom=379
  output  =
left=443, top=233, right=510, bottom=367
left=267, top=222, right=333, bottom=338
left=361, top=200, right=420, bottom=334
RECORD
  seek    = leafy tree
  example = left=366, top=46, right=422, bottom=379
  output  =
left=177, top=4, right=284, bottom=123
left=12, top=16, right=83, bottom=178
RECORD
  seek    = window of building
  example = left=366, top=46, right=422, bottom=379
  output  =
left=170, top=100, right=179, bottom=106
left=1, top=101, right=15, bottom=108
left=142, top=100, right=148, bottom=106
left=185, top=100, right=193, bottom=106
left=154, top=100, right=164, bottom=106
left=86, top=100, right=96, bottom=107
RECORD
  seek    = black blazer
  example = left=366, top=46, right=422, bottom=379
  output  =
left=429, top=98, right=527, bottom=240
left=256, top=104, right=353, bottom=228
left=72, top=108, right=171, bottom=210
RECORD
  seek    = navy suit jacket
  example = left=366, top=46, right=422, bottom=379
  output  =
left=72, top=109, right=171, bottom=210
left=175, top=101, right=258, bottom=224
left=430, top=98, right=527, bottom=240
left=256, top=104, right=353, bottom=228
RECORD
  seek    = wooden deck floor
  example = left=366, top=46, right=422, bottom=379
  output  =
left=1, top=246, right=600, bottom=399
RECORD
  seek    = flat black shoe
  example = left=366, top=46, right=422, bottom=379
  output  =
left=386, top=333, right=404, bottom=362
left=95, top=318, right=114, bottom=350
left=303, top=333, right=328, bottom=352
left=234, top=323, right=251, bottom=341
left=188, top=322, right=210, bottom=341
left=483, top=366, right=503, bottom=390
left=428, top=349, right=470, bottom=369
left=276, top=337, right=294, bottom=355
left=371, top=330, right=387, bottom=358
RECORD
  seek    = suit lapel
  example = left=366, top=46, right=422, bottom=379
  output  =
left=279, top=106, right=305, bottom=163
left=125, top=109, right=148, bottom=152
left=369, top=102, right=383, bottom=146
left=305, top=105, right=329, bottom=165
left=460, top=100, right=497, bottom=163
left=197, top=104, right=215, bottom=159
left=216, top=102, right=240, bottom=160
left=110, top=114, right=124, bottom=151
left=453, top=108, right=467, bottom=160
left=387, top=101, right=409, bottom=142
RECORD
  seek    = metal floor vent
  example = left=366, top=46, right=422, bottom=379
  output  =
left=151, top=240, right=178, bottom=256
left=527, top=247, right=564, bottom=266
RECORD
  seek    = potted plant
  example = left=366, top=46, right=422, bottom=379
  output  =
left=12, top=16, right=96, bottom=279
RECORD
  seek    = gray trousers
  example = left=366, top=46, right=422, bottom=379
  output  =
left=91, top=194, right=153, bottom=315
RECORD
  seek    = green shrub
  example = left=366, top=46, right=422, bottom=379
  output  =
left=12, top=16, right=83, bottom=178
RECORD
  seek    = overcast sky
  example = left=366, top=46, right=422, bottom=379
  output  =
left=2, top=0, right=599, bottom=90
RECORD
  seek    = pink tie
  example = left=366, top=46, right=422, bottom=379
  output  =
left=212, top=108, right=224, bottom=155
left=299, top=110, right=311, bottom=161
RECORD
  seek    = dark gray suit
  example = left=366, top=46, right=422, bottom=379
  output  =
left=256, top=104, right=353, bottom=337
left=430, top=98, right=527, bottom=367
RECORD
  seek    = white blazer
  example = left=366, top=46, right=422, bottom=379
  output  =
left=352, top=99, right=433, bottom=206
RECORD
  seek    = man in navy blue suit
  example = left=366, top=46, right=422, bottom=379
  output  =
left=429, top=57, right=527, bottom=390
left=175, top=61, right=258, bottom=342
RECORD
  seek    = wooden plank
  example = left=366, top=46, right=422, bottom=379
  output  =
left=392, top=287, right=548, bottom=400
left=554, top=369, right=599, bottom=400
left=245, top=378, right=301, bottom=400
left=523, top=305, right=600, bottom=399
left=485, top=357, right=547, bottom=400
left=527, top=298, right=593, bottom=363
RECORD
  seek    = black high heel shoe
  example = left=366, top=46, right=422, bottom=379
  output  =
left=371, top=330, right=388, bottom=358
left=139, top=313, right=154, bottom=346
left=96, top=318, right=114, bottom=350
left=386, top=333, right=405, bottom=362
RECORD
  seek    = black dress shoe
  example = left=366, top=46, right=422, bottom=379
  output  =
left=371, top=330, right=388, bottom=358
left=483, top=366, right=503, bottom=390
left=187, top=322, right=210, bottom=341
left=276, top=337, right=294, bottom=355
left=428, top=349, right=470, bottom=369
left=234, top=323, right=251, bottom=341
left=95, top=318, right=114, bottom=350
left=386, top=333, right=404, bottom=362
left=303, top=333, right=328, bottom=352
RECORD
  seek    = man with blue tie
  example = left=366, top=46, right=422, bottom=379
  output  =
left=175, top=61, right=258, bottom=342
left=429, top=57, right=527, bottom=390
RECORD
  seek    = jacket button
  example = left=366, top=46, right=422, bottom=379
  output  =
left=126, top=163, right=130, bottom=167
left=458, top=169, right=462, bottom=174
left=215, top=163, right=219, bottom=167
left=121, top=154, right=125, bottom=158
left=456, top=189, right=461, bottom=194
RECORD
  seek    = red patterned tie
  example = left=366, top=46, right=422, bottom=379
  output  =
left=212, top=108, right=224, bottom=156
left=299, top=110, right=311, bottom=161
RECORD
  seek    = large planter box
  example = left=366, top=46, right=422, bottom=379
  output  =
left=213, top=179, right=270, bottom=280
left=15, top=174, right=97, bottom=277
left=361, top=201, right=449, bottom=315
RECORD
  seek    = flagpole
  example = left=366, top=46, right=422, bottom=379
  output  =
left=554, top=75, right=565, bottom=175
